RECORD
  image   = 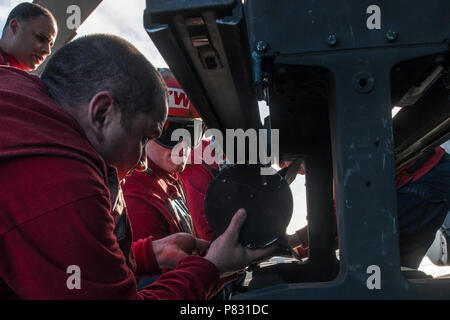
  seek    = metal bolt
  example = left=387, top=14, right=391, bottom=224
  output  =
left=386, top=30, right=397, bottom=42
left=327, top=34, right=337, bottom=47
left=256, top=40, right=268, bottom=53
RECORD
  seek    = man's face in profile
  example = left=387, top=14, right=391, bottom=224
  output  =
left=9, top=15, right=57, bottom=71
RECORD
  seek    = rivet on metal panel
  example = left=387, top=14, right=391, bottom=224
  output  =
left=327, top=34, right=337, bottom=47
left=352, top=71, right=375, bottom=94
left=256, top=40, right=268, bottom=53
left=386, top=30, right=398, bottom=42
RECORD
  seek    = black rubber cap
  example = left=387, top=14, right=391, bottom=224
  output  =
left=204, top=164, right=293, bottom=248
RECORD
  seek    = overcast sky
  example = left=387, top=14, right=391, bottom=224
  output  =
left=74, top=0, right=168, bottom=67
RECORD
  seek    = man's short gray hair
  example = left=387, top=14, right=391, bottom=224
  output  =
left=41, top=34, right=168, bottom=131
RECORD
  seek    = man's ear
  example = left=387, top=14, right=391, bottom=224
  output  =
left=8, top=18, right=20, bottom=35
left=87, top=91, right=116, bottom=143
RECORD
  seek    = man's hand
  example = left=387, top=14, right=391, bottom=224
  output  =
left=204, top=208, right=276, bottom=278
left=152, top=233, right=210, bottom=270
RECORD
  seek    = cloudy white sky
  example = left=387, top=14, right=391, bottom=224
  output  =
left=74, top=0, right=168, bottom=68
left=1, top=0, right=449, bottom=277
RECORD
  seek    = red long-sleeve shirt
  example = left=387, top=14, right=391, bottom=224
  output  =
left=396, top=146, right=445, bottom=189
left=180, top=140, right=219, bottom=242
left=123, top=140, right=218, bottom=243
left=0, top=48, right=24, bottom=69
left=0, top=66, right=219, bottom=300
left=123, top=160, right=192, bottom=241
left=122, top=142, right=235, bottom=294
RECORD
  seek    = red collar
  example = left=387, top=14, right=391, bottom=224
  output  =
left=148, top=158, right=179, bottom=182
left=0, top=48, right=25, bottom=70
left=147, top=158, right=185, bottom=200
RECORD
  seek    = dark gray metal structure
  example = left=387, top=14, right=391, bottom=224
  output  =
left=144, top=0, right=450, bottom=298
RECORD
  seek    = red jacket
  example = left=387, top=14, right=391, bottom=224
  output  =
left=396, top=146, right=445, bottom=189
left=0, top=48, right=24, bottom=69
left=180, top=164, right=216, bottom=241
left=0, top=67, right=219, bottom=299
left=123, top=160, right=194, bottom=241
left=123, top=143, right=236, bottom=293
left=123, top=139, right=219, bottom=242
left=180, top=140, right=219, bottom=241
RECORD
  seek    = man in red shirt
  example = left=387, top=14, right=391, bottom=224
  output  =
left=285, top=146, right=450, bottom=269
left=123, top=69, right=217, bottom=243
left=0, top=34, right=273, bottom=299
left=123, top=71, right=241, bottom=297
left=0, top=2, right=57, bottom=71
left=180, top=139, right=220, bottom=242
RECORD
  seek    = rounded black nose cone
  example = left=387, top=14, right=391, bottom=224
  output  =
left=204, top=164, right=293, bottom=248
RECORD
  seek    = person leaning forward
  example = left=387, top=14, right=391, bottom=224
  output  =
left=0, top=34, right=273, bottom=300
left=0, top=2, right=57, bottom=71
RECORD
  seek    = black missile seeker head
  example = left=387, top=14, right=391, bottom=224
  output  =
left=204, top=164, right=293, bottom=249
